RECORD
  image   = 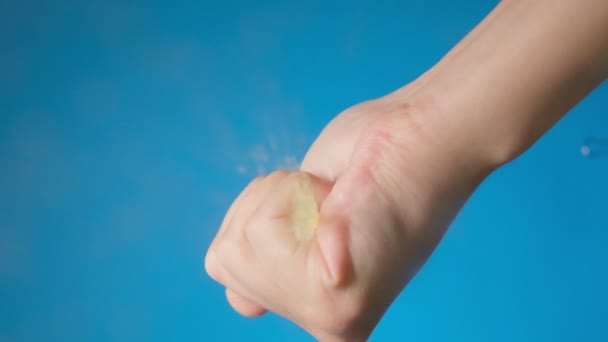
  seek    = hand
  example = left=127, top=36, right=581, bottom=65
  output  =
left=205, top=87, right=492, bottom=341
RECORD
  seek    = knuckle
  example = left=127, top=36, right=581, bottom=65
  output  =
left=204, top=248, right=221, bottom=282
left=266, top=170, right=291, bottom=183
left=241, top=176, right=263, bottom=198
left=251, top=175, right=265, bottom=186
left=217, top=231, right=249, bottom=265
left=246, top=176, right=265, bottom=192
left=205, top=234, right=247, bottom=285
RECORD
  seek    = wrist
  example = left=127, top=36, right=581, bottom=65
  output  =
left=385, top=79, right=498, bottom=184
left=368, top=88, right=492, bottom=234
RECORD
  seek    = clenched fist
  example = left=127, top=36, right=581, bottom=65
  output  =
left=205, top=92, right=490, bottom=341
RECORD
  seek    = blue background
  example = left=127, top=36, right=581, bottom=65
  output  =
left=1, top=1, right=607, bottom=341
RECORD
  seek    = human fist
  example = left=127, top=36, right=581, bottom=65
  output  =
left=205, top=170, right=364, bottom=341
left=205, top=94, right=491, bottom=341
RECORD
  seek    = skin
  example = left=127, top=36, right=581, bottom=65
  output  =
left=205, top=1, right=608, bottom=341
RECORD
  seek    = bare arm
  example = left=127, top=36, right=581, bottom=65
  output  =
left=406, top=0, right=608, bottom=170
left=205, top=2, right=608, bottom=341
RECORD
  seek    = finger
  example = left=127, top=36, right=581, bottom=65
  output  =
left=226, top=288, right=267, bottom=318
left=207, top=239, right=280, bottom=318
left=245, top=172, right=333, bottom=277
left=269, top=171, right=332, bottom=213
left=255, top=171, right=332, bottom=240
left=215, top=170, right=291, bottom=262
left=208, top=173, right=293, bottom=306
left=211, top=171, right=300, bottom=320
left=205, top=177, right=264, bottom=282
left=313, top=215, right=351, bottom=288
left=314, top=166, right=374, bottom=288
left=204, top=247, right=226, bottom=285
left=210, top=175, right=265, bottom=249
left=205, top=248, right=263, bottom=304
left=230, top=170, right=291, bottom=230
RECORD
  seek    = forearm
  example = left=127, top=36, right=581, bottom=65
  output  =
left=411, top=0, right=608, bottom=170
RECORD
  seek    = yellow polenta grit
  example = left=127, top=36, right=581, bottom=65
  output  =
left=289, top=173, right=319, bottom=241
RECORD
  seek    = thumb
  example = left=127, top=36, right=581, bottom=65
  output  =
left=257, top=170, right=352, bottom=288
left=313, top=170, right=366, bottom=289
left=315, top=212, right=351, bottom=289
left=314, top=164, right=379, bottom=289
left=275, top=170, right=351, bottom=288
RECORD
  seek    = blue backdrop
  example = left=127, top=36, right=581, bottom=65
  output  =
left=1, top=1, right=607, bottom=341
